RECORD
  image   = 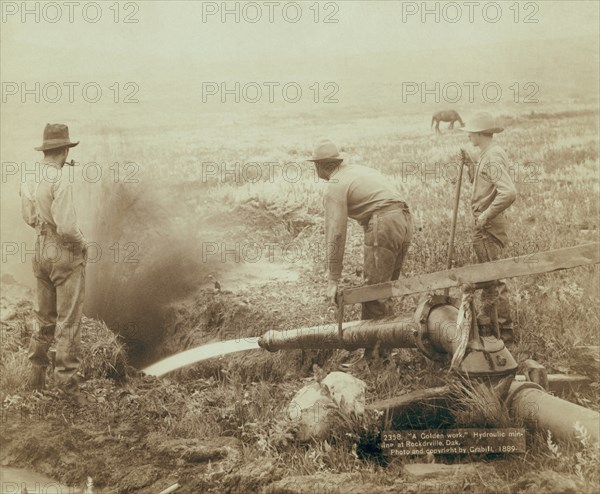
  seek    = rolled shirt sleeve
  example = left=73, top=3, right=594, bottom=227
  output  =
left=51, top=180, right=86, bottom=246
left=324, top=185, right=348, bottom=281
left=19, top=182, right=38, bottom=228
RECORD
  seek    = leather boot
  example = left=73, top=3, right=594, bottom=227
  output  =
left=500, top=327, right=515, bottom=344
left=57, top=375, right=93, bottom=406
left=27, top=365, right=47, bottom=391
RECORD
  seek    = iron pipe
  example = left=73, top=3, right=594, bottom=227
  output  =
left=258, top=299, right=517, bottom=377
left=258, top=303, right=461, bottom=355
left=257, top=299, right=598, bottom=446
left=507, top=381, right=600, bottom=445
left=258, top=315, right=419, bottom=352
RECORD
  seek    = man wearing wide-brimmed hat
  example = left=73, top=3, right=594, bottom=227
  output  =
left=461, top=112, right=517, bottom=342
left=20, top=123, right=87, bottom=397
left=308, top=138, right=413, bottom=338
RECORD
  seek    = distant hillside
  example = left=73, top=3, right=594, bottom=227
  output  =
left=1, top=34, right=597, bottom=128
left=143, top=34, right=598, bottom=113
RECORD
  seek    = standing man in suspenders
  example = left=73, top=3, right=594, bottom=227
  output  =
left=461, top=113, right=517, bottom=342
left=20, top=124, right=87, bottom=395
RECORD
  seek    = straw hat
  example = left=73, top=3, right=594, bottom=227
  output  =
left=307, top=139, right=344, bottom=163
left=460, top=112, right=504, bottom=134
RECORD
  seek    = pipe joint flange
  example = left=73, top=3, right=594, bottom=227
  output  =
left=414, top=295, right=459, bottom=361
left=504, top=381, right=545, bottom=410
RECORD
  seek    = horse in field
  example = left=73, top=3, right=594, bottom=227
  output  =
left=431, top=110, right=464, bottom=134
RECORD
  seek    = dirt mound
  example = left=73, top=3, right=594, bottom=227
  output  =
left=516, top=470, right=585, bottom=493
left=1, top=377, right=246, bottom=492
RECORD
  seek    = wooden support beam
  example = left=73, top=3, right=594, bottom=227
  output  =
left=367, top=386, right=452, bottom=414
left=522, top=359, right=549, bottom=390
left=343, top=243, right=599, bottom=304
left=515, top=374, right=592, bottom=394
left=368, top=375, right=591, bottom=417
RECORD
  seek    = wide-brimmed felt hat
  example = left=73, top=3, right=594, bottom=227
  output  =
left=460, top=112, right=504, bottom=134
left=307, top=139, right=344, bottom=163
left=35, top=123, right=79, bottom=151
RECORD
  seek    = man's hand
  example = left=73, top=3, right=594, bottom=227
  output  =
left=460, top=148, right=475, bottom=165
left=326, top=280, right=339, bottom=306
left=475, top=213, right=489, bottom=230
left=460, top=148, right=477, bottom=184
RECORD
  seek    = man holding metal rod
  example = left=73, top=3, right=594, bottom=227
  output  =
left=460, top=112, right=517, bottom=343
left=308, top=139, right=413, bottom=322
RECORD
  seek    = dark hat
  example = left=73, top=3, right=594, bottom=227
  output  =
left=35, top=123, right=79, bottom=151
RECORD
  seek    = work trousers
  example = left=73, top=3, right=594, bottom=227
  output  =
left=28, top=231, right=86, bottom=384
left=361, top=205, right=413, bottom=320
left=472, top=227, right=512, bottom=329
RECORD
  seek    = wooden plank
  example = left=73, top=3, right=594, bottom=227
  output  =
left=343, top=243, right=599, bottom=304
left=514, top=374, right=591, bottom=395
left=523, top=359, right=549, bottom=390
left=367, top=386, right=452, bottom=413
left=369, top=376, right=591, bottom=415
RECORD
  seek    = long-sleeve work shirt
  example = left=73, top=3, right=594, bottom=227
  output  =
left=20, top=161, right=86, bottom=246
left=324, top=164, right=405, bottom=281
left=470, top=142, right=517, bottom=222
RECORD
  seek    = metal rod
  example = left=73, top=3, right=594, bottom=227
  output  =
left=444, top=153, right=465, bottom=296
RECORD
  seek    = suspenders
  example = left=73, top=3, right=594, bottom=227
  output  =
left=22, top=177, right=49, bottom=235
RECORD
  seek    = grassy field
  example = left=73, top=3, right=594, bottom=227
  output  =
left=1, top=102, right=599, bottom=492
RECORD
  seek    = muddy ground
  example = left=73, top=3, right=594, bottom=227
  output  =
left=2, top=174, right=599, bottom=493
left=2, top=268, right=599, bottom=493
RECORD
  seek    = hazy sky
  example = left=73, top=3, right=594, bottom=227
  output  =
left=2, top=0, right=599, bottom=80
left=1, top=1, right=598, bottom=289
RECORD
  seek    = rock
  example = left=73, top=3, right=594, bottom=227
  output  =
left=322, top=371, right=367, bottom=415
left=287, top=372, right=367, bottom=441
left=288, top=382, right=336, bottom=441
